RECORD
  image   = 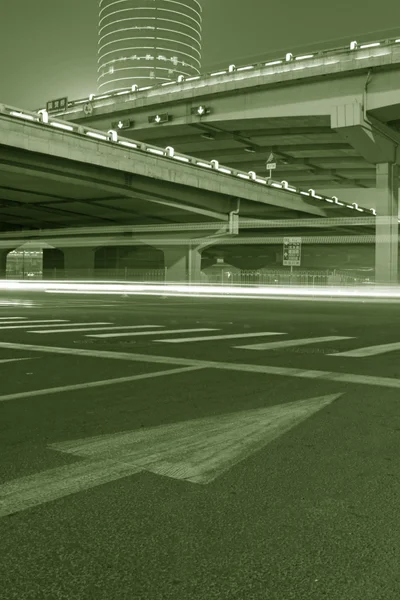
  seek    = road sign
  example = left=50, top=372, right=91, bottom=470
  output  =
left=46, top=97, right=68, bottom=112
left=112, top=119, right=132, bottom=130
left=283, top=237, right=302, bottom=266
left=266, top=162, right=277, bottom=170
left=148, top=113, right=169, bottom=124
left=0, top=393, right=340, bottom=517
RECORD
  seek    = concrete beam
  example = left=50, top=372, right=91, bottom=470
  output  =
left=0, top=116, right=329, bottom=218
left=331, top=102, right=400, bottom=165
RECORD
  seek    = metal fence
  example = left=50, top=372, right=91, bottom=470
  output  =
left=204, top=269, right=373, bottom=286
left=3, top=266, right=374, bottom=286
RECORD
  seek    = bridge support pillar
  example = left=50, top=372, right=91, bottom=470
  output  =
left=60, top=247, right=97, bottom=279
left=162, top=245, right=202, bottom=283
left=0, top=250, right=8, bottom=279
left=375, top=163, right=399, bottom=285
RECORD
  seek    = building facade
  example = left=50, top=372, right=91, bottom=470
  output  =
left=98, top=0, right=202, bottom=94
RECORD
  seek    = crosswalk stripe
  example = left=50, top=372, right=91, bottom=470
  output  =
left=159, top=331, right=286, bottom=344
left=31, top=325, right=164, bottom=334
left=0, top=320, right=69, bottom=329
left=25, top=322, right=112, bottom=329
left=0, top=317, right=27, bottom=320
left=235, top=336, right=354, bottom=351
left=87, top=328, right=219, bottom=339
left=328, top=342, right=400, bottom=358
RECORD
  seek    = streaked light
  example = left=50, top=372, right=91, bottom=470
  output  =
left=237, top=65, right=255, bottom=72
left=210, top=71, right=227, bottom=76
left=295, top=54, right=314, bottom=60
left=118, top=141, right=138, bottom=149
left=95, top=94, right=112, bottom=100
left=264, top=60, right=283, bottom=66
left=10, top=111, right=35, bottom=121
left=196, top=161, right=212, bottom=168
left=50, top=122, right=74, bottom=131
left=237, top=173, right=250, bottom=180
left=147, top=147, right=164, bottom=156
left=218, top=167, right=232, bottom=174
left=86, top=131, right=108, bottom=140
left=115, top=90, right=130, bottom=95
left=174, top=155, right=190, bottom=163
left=186, top=76, right=201, bottom=81
left=360, top=42, right=381, bottom=49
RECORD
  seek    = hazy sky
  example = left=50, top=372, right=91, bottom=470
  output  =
left=1, top=0, right=400, bottom=109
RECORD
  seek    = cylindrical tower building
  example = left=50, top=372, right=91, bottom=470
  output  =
left=98, top=0, right=202, bottom=94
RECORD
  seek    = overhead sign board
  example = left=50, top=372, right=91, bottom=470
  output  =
left=283, top=237, right=301, bottom=267
left=266, top=152, right=277, bottom=175
left=112, top=119, right=133, bottom=130
left=46, top=97, right=68, bottom=112
left=148, top=113, right=170, bottom=124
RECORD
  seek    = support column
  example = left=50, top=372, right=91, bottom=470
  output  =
left=375, top=163, right=399, bottom=285
left=162, top=245, right=202, bottom=283
left=0, top=250, right=8, bottom=279
left=60, top=247, right=96, bottom=279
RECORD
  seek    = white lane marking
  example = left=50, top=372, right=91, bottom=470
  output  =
left=0, top=317, right=27, bottom=320
left=27, top=322, right=112, bottom=329
left=0, top=320, right=69, bottom=329
left=0, top=366, right=203, bottom=403
left=0, top=393, right=340, bottom=517
left=328, top=342, right=400, bottom=358
left=87, top=328, right=219, bottom=339
left=236, top=336, right=354, bottom=350
left=0, top=341, right=400, bottom=389
left=158, top=331, right=286, bottom=343
left=0, top=357, right=36, bottom=364
left=31, top=325, right=165, bottom=334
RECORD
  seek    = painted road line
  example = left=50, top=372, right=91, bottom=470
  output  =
left=2, top=341, right=400, bottom=389
left=31, top=325, right=165, bottom=334
left=158, top=331, right=286, bottom=343
left=87, top=328, right=220, bottom=339
left=0, top=393, right=340, bottom=517
left=0, top=317, right=27, bottom=320
left=0, top=320, right=69, bottom=329
left=0, top=357, right=36, bottom=364
left=328, top=342, right=400, bottom=358
left=0, top=365, right=203, bottom=403
left=235, top=336, right=354, bottom=351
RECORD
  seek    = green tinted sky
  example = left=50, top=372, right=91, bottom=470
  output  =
left=1, top=0, right=400, bottom=109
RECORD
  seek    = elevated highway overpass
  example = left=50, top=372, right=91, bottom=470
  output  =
left=0, top=101, right=388, bottom=282
left=51, top=34, right=400, bottom=203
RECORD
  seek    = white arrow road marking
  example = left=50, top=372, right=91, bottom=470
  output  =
left=0, top=393, right=341, bottom=518
left=158, top=331, right=286, bottom=343
left=235, top=336, right=354, bottom=350
left=328, top=342, right=400, bottom=357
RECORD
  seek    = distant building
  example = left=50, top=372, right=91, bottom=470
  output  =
left=98, top=0, right=202, bottom=94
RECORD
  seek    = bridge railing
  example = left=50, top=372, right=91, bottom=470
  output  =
left=0, top=103, right=378, bottom=219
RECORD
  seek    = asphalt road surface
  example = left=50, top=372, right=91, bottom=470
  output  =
left=1, top=291, right=400, bottom=599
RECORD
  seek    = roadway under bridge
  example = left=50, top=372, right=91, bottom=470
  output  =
left=0, top=101, right=394, bottom=283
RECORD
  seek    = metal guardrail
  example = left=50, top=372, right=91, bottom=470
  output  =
left=0, top=103, right=378, bottom=218
left=45, top=35, right=400, bottom=112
